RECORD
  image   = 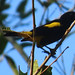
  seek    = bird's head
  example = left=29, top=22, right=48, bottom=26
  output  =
left=60, top=11, right=75, bottom=28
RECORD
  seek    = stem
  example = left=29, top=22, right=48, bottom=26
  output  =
left=40, top=46, right=69, bottom=75
left=30, top=0, right=36, bottom=75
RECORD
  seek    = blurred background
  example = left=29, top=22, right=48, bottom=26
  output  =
left=0, top=0, right=75, bottom=75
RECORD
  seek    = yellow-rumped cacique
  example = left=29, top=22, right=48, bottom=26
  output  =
left=3, top=11, right=75, bottom=55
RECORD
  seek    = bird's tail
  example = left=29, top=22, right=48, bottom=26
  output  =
left=3, top=30, right=33, bottom=41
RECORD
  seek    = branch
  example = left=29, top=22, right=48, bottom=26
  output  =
left=30, top=0, right=36, bottom=75
left=34, top=20, right=75, bottom=75
left=54, top=20, right=75, bottom=51
left=40, top=46, right=69, bottom=75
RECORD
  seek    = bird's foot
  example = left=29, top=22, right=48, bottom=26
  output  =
left=41, top=46, right=56, bottom=58
left=45, top=46, right=56, bottom=57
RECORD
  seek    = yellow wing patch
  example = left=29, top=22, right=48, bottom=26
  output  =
left=44, top=22, right=61, bottom=28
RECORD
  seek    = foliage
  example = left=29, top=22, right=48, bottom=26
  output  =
left=0, top=34, right=7, bottom=54
left=33, top=60, right=52, bottom=75
left=5, top=55, right=18, bottom=75
left=19, top=66, right=27, bottom=75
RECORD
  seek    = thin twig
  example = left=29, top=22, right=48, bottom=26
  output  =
left=30, top=0, right=36, bottom=75
left=70, top=55, right=75, bottom=75
left=59, top=46, right=66, bottom=75
left=40, top=46, right=69, bottom=75
left=54, top=66, right=63, bottom=75
left=34, top=20, right=75, bottom=75
left=39, top=8, right=46, bottom=26
left=56, top=60, right=65, bottom=74
left=54, top=20, right=75, bottom=51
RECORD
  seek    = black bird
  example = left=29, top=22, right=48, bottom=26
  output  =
left=3, top=11, right=75, bottom=55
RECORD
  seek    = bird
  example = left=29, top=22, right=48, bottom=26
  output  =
left=3, top=11, right=75, bottom=55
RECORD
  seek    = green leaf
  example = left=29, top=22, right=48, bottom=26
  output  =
left=0, top=14, right=8, bottom=20
left=0, top=14, right=8, bottom=25
left=0, top=34, right=8, bottom=54
left=0, top=0, right=6, bottom=5
left=0, top=0, right=10, bottom=11
left=33, top=60, right=51, bottom=75
left=41, top=65, right=52, bottom=75
left=3, top=4, right=10, bottom=10
left=2, top=27, right=10, bottom=30
left=5, top=55, right=18, bottom=75
left=49, top=0, right=56, bottom=4
left=17, top=0, right=28, bottom=13
left=21, top=43, right=32, bottom=48
left=19, top=10, right=32, bottom=18
left=33, top=60, right=39, bottom=73
left=38, top=0, right=55, bottom=8
left=23, top=10, right=32, bottom=18
left=33, top=60, right=41, bottom=75
left=19, top=66, right=27, bottom=75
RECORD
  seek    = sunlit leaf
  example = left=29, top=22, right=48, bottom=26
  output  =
left=33, top=60, right=39, bottom=73
left=33, top=60, right=41, bottom=75
left=5, top=55, right=18, bottom=75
